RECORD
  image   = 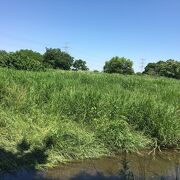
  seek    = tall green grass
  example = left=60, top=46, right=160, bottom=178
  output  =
left=0, top=68, right=179, bottom=168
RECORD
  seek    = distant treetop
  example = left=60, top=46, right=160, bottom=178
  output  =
left=143, top=59, right=180, bottom=79
left=43, top=48, right=74, bottom=70
left=73, top=59, right=89, bottom=71
left=103, top=56, right=134, bottom=75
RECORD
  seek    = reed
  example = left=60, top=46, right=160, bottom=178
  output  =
left=0, top=68, right=179, bottom=168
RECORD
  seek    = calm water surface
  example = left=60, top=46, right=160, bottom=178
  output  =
left=1, top=150, right=180, bottom=180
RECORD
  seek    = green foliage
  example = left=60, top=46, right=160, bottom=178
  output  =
left=95, top=118, right=151, bottom=151
left=0, top=49, right=44, bottom=71
left=73, top=59, right=89, bottom=71
left=0, top=50, right=9, bottom=67
left=104, top=56, right=134, bottom=74
left=43, top=48, right=74, bottom=70
left=0, top=68, right=179, bottom=169
left=14, top=49, right=43, bottom=62
left=136, top=72, right=142, bottom=75
left=143, top=59, right=180, bottom=79
left=46, top=120, right=106, bottom=161
left=93, top=70, right=99, bottom=73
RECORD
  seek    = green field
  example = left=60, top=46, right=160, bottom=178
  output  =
left=0, top=68, right=179, bottom=169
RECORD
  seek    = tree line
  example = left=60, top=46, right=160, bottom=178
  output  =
left=0, top=48, right=179, bottom=79
left=0, top=48, right=88, bottom=71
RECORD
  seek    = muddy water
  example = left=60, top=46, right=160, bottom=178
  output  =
left=1, top=150, right=180, bottom=180
left=43, top=150, right=180, bottom=180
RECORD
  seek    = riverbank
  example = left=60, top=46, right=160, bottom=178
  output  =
left=0, top=68, right=179, bottom=170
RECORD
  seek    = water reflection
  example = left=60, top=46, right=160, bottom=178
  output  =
left=44, top=150, right=179, bottom=180
left=1, top=150, right=179, bottom=180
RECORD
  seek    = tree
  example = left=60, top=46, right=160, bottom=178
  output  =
left=73, top=59, right=89, bottom=71
left=14, top=49, right=43, bottom=62
left=143, top=62, right=158, bottom=75
left=8, top=50, right=44, bottom=71
left=93, top=70, right=99, bottom=73
left=143, top=59, right=180, bottom=79
left=0, top=50, right=9, bottom=67
left=0, top=49, right=44, bottom=71
left=43, top=48, right=74, bottom=70
left=103, top=56, right=134, bottom=74
left=159, top=59, right=180, bottom=79
left=136, top=72, right=142, bottom=76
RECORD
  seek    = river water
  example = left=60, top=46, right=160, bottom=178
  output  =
left=1, top=150, right=180, bottom=180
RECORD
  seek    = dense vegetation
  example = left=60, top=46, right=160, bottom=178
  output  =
left=0, top=49, right=44, bottom=71
left=1, top=49, right=180, bottom=79
left=104, top=56, right=134, bottom=75
left=0, top=68, right=179, bottom=170
left=73, top=59, right=89, bottom=71
left=143, top=59, right=180, bottom=79
left=0, top=49, right=89, bottom=72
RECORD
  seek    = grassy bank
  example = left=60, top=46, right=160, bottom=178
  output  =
left=0, top=68, right=179, bottom=170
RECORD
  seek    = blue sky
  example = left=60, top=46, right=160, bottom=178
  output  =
left=0, top=0, right=180, bottom=71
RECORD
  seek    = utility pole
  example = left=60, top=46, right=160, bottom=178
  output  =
left=62, top=42, right=70, bottom=53
left=140, top=58, right=145, bottom=72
